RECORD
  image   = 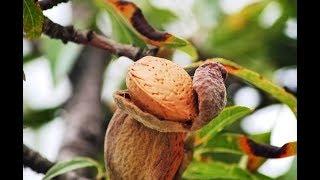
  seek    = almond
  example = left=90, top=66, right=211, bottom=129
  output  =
left=126, top=56, right=196, bottom=122
left=105, top=58, right=227, bottom=179
left=105, top=109, right=185, bottom=180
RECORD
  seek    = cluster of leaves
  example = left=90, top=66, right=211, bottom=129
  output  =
left=196, top=0, right=297, bottom=76
left=23, top=0, right=296, bottom=179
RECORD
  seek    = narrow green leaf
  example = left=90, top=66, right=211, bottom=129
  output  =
left=197, top=106, right=252, bottom=146
left=197, top=133, right=245, bottom=155
left=23, top=53, right=42, bottom=64
left=277, top=157, right=297, bottom=180
left=196, top=133, right=296, bottom=159
left=252, top=173, right=273, bottom=180
left=43, top=157, right=103, bottom=180
left=94, top=0, right=147, bottom=48
left=23, top=70, right=26, bottom=81
left=137, top=0, right=178, bottom=30
left=176, top=43, right=199, bottom=62
left=97, top=0, right=187, bottom=48
left=23, top=107, right=58, bottom=129
left=183, top=161, right=255, bottom=179
left=250, top=132, right=271, bottom=144
left=213, top=58, right=297, bottom=115
left=23, top=0, right=44, bottom=39
left=41, top=37, right=82, bottom=84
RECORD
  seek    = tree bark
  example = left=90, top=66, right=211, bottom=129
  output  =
left=57, top=46, right=110, bottom=179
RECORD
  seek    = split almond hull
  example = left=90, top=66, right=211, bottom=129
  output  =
left=105, top=109, right=185, bottom=180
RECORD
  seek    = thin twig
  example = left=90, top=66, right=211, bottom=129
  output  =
left=42, top=17, right=157, bottom=60
left=23, top=144, right=55, bottom=174
left=39, top=0, right=70, bottom=10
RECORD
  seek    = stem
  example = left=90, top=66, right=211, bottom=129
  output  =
left=39, top=0, right=70, bottom=10
left=23, top=144, right=55, bottom=174
left=42, top=17, right=148, bottom=60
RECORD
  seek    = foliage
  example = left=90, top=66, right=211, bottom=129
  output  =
left=196, top=106, right=252, bottom=146
left=183, top=161, right=272, bottom=180
left=41, top=37, right=83, bottom=84
left=23, top=107, right=58, bottom=129
left=43, top=157, right=104, bottom=180
left=23, top=0, right=44, bottom=39
left=23, top=0, right=296, bottom=179
left=212, top=58, right=297, bottom=115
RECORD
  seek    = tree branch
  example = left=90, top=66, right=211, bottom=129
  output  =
left=23, top=144, right=55, bottom=174
left=39, top=0, right=70, bottom=10
left=42, top=17, right=157, bottom=60
left=56, top=47, right=109, bottom=179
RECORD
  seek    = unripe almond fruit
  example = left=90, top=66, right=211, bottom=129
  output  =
left=126, top=56, right=197, bottom=122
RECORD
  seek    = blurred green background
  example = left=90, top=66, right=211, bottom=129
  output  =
left=23, top=0, right=296, bottom=179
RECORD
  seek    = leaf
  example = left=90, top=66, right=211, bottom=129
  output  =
left=246, top=132, right=270, bottom=171
left=250, top=132, right=271, bottom=144
left=214, top=58, right=297, bottom=115
left=194, top=132, right=270, bottom=172
left=185, top=59, right=297, bottom=115
left=43, top=157, right=103, bottom=180
left=176, top=43, right=199, bottom=62
left=95, top=2, right=147, bottom=48
left=23, top=70, right=26, bottom=81
left=277, top=157, right=297, bottom=180
left=196, top=106, right=252, bottom=146
left=201, top=0, right=295, bottom=76
left=41, top=37, right=82, bottom=84
left=196, top=133, right=297, bottom=159
left=252, top=172, right=273, bottom=180
left=24, top=53, right=42, bottom=64
left=137, top=0, right=177, bottom=30
left=103, top=0, right=188, bottom=47
left=182, top=161, right=255, bottom=179
left=23, top=0, right=44, bottom=39
left=23, top=107, right=58, bottom=129
left=247, top=155, right=266, bottom=172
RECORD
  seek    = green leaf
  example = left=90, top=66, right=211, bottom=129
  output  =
left=137, top=0, right=178, bottom=30
left=24, top=53, right=42, bottom=64
left=176, top=43, right=199, bottom=62
left=197, top=133, right=245, bottom=155
left=98, top=0, right=187, bottom=48
left=213, top=58, right=297, bottom=115
left=41, top=37, right=82, bottom=84
left=23, top=0, right=44, bottom=39
left=250, top=132, right=271, bottom=144
left=94, top=0, right=147, bottom=48
left=252, top=172, right=273, bottom=180
left=196, top=133, right=270, bottom=156
left=277, top=157, right=297, bottom=180
left=43, top=157, right=103, bottom=180
left=183, top=161, right=255, bottom=179
left=196, top=106, right=252, bottom=146
left=196, top=132, right=296, bottom=159
left=200, top=0, right=296, bottom=76
left=23, top=70, right=26, bottom=81
left=23, top=107, right=58, bottom=129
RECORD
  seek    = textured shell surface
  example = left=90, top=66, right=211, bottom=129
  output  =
left=104, top=59, right=228, bottom=179
left=105, top=109, right=185, bottom=180
left=126, top=56, right=196, bottom=122
left=191, top=61, right=227, bottom=130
